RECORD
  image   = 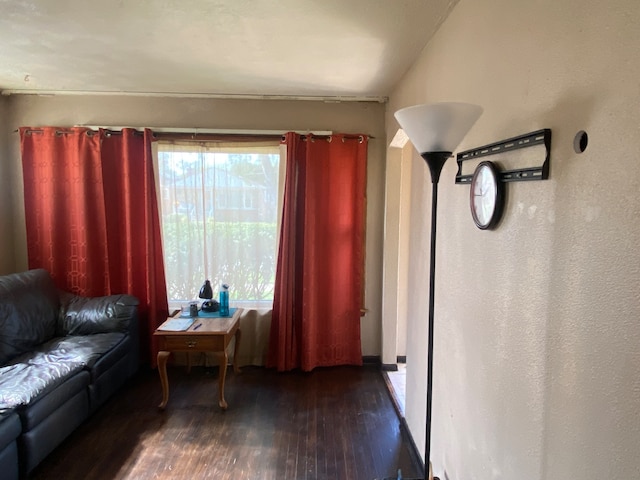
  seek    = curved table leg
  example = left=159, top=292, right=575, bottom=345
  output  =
left=232, top=328, right=242, bottom=374
left=157, top=351, right=171, bottom=410
left=215, top=351, right=229, bottom=410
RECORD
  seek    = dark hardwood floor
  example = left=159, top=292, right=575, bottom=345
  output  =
left=29, top=365, right=420, bottom=480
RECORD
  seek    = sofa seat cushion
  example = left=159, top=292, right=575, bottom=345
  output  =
left=0, top=332, right=125, bottom=410
left=18, top=371, right=89, bottom=432
left=0, top=361, right=84, bottom=412
left=40, top=333, right=126, bottom=371
left=88, top=334, right=131, bottom=382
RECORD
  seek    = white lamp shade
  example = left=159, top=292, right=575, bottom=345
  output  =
left=394, top=102, right=483, bottom=154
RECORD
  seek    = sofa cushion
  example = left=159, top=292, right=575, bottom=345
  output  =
left=87, top=335, right=131, bottom=381
left=0, top=269, right=59, bottom=365
left=0, top=360, right=84, bottom=411
left=18, top=371, right=89, bottom=432
left=0, top=332, right=124, bottom=410
left=18, top=385, right=89, bottom=474
left=57, top=293, right=139, bottom=336
left=41, top=333, right=127, bottom=370
left=46, top=333, right=128, bottom=382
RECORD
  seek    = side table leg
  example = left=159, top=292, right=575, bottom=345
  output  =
left=216, top=351, right=229, bottom=410
left=157, top=351, right=171, bottom=410
left=232, top=328, right=242, bottom=374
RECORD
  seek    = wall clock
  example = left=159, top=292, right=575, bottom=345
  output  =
left=469, top=161, right=504, bottom=230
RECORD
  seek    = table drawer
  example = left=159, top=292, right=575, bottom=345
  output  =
left=160, top=335, right=224, bottom=351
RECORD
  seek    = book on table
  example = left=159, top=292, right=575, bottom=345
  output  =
left=157, top=317, right=195, bottom=332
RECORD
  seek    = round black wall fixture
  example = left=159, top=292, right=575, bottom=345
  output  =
left=574, top=130, right=588, bottom=153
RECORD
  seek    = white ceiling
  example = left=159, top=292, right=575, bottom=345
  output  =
left=0, top=0, right=457, bottom=101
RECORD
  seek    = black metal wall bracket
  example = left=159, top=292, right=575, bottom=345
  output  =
left=455, top=128, right=552, bottom=184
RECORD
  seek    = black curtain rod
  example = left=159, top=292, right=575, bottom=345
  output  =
left=299, top=134, right=368, bottom=143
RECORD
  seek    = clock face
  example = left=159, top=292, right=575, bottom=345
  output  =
left=470, top=161, right=503, bottom=229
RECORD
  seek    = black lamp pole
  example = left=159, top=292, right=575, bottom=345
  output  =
left=391, top=101, right=482, bottom=480
left=421, top=151, right=451, bottom=480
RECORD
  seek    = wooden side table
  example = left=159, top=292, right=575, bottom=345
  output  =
left=153, top=308, right=243, bottom=410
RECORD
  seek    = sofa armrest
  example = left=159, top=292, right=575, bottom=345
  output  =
left=57, top=292, right=140, bottom=336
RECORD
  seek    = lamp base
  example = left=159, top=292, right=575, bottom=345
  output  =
left=200, top=299, right=219, bottom=312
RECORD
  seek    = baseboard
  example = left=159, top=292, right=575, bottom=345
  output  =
left=396, top=355, right=407, bottom=364
left=362, top=355, right=381, bottom=365
left=381, top=363, right=398, bottom=371
left=377, top=371, right=429, bottom=480
left=399, top=416, right=426, bottom=479
left=382, top=371, right=403, bottom=417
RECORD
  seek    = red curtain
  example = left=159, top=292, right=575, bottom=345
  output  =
left=267, top=133, right=367, bottom=371
left=20, top=127, right=169, bottom=366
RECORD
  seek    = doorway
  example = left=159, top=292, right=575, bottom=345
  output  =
left=382, top=135, right=412, bottom=416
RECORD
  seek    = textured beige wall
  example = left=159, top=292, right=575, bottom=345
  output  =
left=0, top=96, right=15, bottom=274
left=387, top=0, right=640, bottom=478
left=6, top=95, right=385, bottom=355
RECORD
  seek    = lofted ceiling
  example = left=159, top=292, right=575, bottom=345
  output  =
left=0, top=0, right=457, bottom=101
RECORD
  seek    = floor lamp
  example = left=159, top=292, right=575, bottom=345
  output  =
left=391, top=103, right=482, bottom=480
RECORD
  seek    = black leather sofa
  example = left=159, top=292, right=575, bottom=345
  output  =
left=0, top=269, right=139, bottom=478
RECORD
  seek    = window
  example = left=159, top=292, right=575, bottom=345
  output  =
left=156, top=140, right=283, bottom=309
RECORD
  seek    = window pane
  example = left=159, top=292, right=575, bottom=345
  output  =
left=156, top=142, right=281, bottom=309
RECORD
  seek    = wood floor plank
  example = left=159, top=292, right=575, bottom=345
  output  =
left=28, top=365, right=420, bottom=480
